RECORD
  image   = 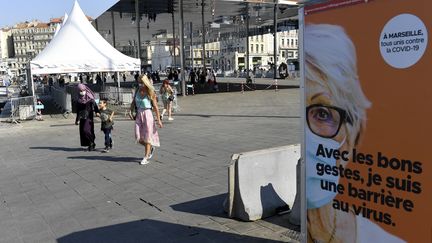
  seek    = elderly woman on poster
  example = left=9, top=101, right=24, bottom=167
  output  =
left=305, top=24, right=404, bottom=243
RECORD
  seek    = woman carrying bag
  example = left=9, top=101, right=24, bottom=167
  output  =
left=130, top=75, right=163, bottom=165
left=159, top=79, right=175, bottom=121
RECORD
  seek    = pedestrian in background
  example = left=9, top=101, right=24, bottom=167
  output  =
left=189, top=68, right=196, bottom=85
left=36, top=99, right=44, bottom=121
left=129, top=75, right=163, bottom=165
left=160, top=79, right=175, bottom=121
left=75, top=83, right=99, bottom=151
left=199, top=67, right=206, bottom=88
left=173, top=70, right=179, bottom=81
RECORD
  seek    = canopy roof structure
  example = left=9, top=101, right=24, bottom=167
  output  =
left=97, top=0, right=300, bottom=45
left=30, top=1, right=141, bottom=75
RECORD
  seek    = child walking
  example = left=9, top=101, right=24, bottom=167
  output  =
left=36, top=100, right=44, bottom=121
left=98, top=99, right=114, bottom=152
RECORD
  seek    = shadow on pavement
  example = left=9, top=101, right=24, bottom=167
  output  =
left=56, top=219, right=284, bottom=243
left=259, top=184, right=301, bottom=239
left=171, top=192, right=301, bottom=240
left=175, top=114, right=300, bottom=119
left=29, top=146, right=85, bottom=152
left=50, top=124, right=76, bottom=127
left=67, top=155, right=141, bottom=163
left=260, top=183, right=289, bottom=219
left=171, top=194, right=228, bottom=218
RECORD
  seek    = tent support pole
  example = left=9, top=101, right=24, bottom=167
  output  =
left=28, top=63, right=35, bottom=97
left=117, top=72, right=121, bottom=103
left=28, top=63, right=37, bottom=117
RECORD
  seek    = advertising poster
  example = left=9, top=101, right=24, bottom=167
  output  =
left=303, top=0, right=430, bottom=242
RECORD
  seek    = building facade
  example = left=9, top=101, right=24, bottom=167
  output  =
left=0, top=29, right=14, bottom=59
left=11, top=20, right=57, bottom=76
left=211, top=29, right=299, bottom=72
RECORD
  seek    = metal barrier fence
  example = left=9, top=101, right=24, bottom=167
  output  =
left=96, top=89, right=134, bottom=118
left=9, top=96, right=36, bottom=122
left=51, top=86, right=72, bottom=113
left=49, top=83, right=180, bottom=118
left=99, top=91, right=134, bottom=105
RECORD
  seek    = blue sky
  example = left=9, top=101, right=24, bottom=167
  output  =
left=0, top=0, right=119, bottom=28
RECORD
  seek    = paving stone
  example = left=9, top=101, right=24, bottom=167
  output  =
left=223, top=221, right=262, bottom=234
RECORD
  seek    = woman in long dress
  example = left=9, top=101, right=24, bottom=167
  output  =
left=75, top=83, right=99, bottom=151
left=130, top=75, right=163, bottom=165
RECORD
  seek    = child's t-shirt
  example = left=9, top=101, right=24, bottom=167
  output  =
left=100, top=109, right=114, bottom=129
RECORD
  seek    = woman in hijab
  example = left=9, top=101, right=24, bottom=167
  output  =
left=75, top=83, right=99, bottom=151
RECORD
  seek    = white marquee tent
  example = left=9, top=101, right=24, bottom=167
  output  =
left=52, top=13, right=68, bottom=38
left=30, top=1, right=140, bottom=75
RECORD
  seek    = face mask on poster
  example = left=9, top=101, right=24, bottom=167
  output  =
left=306, top=127, right=345, bottom=209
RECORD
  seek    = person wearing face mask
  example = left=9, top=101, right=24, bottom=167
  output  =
left=305, top=24, right=404, bottom=243
left=75, top=83, right=99, bottom=151
left=129, top=75, right=163, bottom=165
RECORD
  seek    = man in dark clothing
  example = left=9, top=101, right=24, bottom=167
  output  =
left=189, top=69, right=196, bottom=85
left=134, top=72, right=139, bottom=82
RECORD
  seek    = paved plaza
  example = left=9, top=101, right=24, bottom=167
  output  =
left=0, top=88, right=301, bottom=243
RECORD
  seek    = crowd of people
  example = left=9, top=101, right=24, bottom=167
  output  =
left=186, top=67, right=218, bottom=92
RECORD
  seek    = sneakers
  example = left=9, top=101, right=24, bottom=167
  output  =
left=148, top=147, right=155, bottom=159
left=103, top=147, right=110, bottom=153
left=168, top=117, right=174, bottom=121
left=160, top=109, right=166, bottom=120
left=140, top=157, right=150, bottom=165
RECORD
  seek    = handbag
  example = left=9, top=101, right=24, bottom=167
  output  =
left=129, top=93, right=138, bottom=120
left=168, top=95, right=174, bottom=101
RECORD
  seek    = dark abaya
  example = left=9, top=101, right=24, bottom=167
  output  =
left=76, top=100, right=99, bottom=147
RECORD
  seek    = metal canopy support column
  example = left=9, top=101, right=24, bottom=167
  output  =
left=179, top=0, right=186, bottom=96
left=201, top=0, right=206, bottom=69
left=111, top=11, right=116, bottom=48
left=172, top=11, right=177, bottom=68
left=245, top=3, right=250, bottom=77
left=135, top=0, right=141, bottom=67
left=273, top=0, right=278, bottom=79
left=190, top=22, right=194, bottom=70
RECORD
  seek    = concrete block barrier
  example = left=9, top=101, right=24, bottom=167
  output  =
left=225, top=144, right=300, bottom=221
